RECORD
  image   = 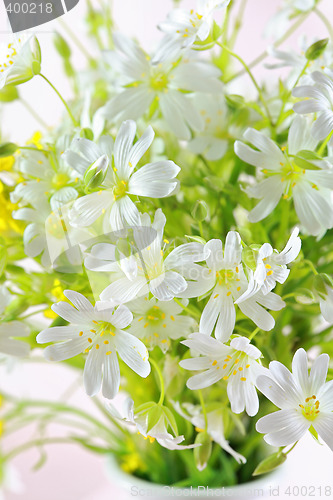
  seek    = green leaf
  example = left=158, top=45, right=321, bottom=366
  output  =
left=305, top=38, right=329, bottom=61
left=185, top=235, right=206, bottom=245
left=146, top=405, right=163, bottom=433
left=0, top=142, right=18, bottom=157
left=252, top=452, right=287, bottom=476
left=162, top=406, right=178, bottom=436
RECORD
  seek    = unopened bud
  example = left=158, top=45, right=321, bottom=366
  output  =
left=194, top=431, right=212, bottom=471
left=191, top=200, right=209, bottom=222
left=313, top=273, right=333, bottom=298
left=84, top=154, right=109, bottom=191
left=305, top=38, right=329, bottom=61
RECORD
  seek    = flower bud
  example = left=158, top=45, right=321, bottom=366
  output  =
left=54, top=32, right=71, bottom=59
left=305, top=38, right=329, bottom=61
left=194, top=431, right=212, bottom=471
left=191, top=200, right=209, bottom=222
left=313, top=273, right=333, bottom=298
left=84, top=154, right=109, bottom=191
left=0, top=86, right=19, bottom=103
left=0, top=143, right=18, bottom=158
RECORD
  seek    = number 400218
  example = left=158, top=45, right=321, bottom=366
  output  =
left=5, top=3, right=53, bottom=14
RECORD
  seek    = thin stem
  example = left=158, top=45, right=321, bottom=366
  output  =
left=59, top=19, right=95, bottom=61
left=249, top=327, right=260, bottom=341
left=284, top=440, right=298, bottom=455
left=173, top=298, right=201, bottom=320
left=317, top=128, right=333, bottom=156
left=4, top=438, right=76, bottom=461
left=313, top=7, right=333, bottom=40
left=19, top=146, right=49, bottom=155
left=20, top=99, right=49, bottom=130
left=225, top=13, right=311, bottom=83
left=303, top=259, right=318, bottom=275
left=217, top=42, right=273, bottom=125
left=39, top=74, right=79, bottom=127
left=275, top=60, right=309, bottom=127
left=198, top=389, right=208, bottom=430
left=150, top=358, right=165, bottom=405
left=228, top=0, right=248, bottom=49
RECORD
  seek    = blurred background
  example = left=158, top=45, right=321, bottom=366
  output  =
left=1, top=0, right=333, bottom=498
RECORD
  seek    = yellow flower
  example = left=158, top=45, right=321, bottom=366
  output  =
left=121, top=453, right=145, bottom=474
left=44, top=279, right=67, bottom=318
left=27, top=131, right=43, bottom=149
left=0, top=156, right=14, bottom=171
left=0, top=182, right=22, bottom=235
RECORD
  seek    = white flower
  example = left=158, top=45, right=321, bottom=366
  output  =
left=11, top=136, right=78, bottom=211
left=234, top=116, right=333, bottom=236
left=180, top=334, right=267, bottom=416
left=237, top=228, right=301, bottom=301
left=155, top=0, right=230, bottom=56
left=104, top=34, right=223, bottom=140
left=179, top=231, right=285, bottom=341
left=127, top=296, right=197, bottom=353
left=0, top=35, right=41, bottom=89
left=64, top=120, right=180, bottom=230
left=13, top=196, right=52, bottom=267
left=256, top=348, right=333, bottom=451
left=173, top=401, right=246, bottom=463
left=187, top=94, right=230, bottom=161
left=36, top=291, right=150, bottom=399
left=85, top=209, right=208, bottom=303
left=0, top=321, right=30, bottom=357
left=293, top=71, right=333, bottom=146
left=106, top=398, right=199, bottom=450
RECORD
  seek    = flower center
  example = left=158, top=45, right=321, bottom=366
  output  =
left=211, top=351, right=251, bottom=382
left=0, top=43, right=17, bottom=73
left=299, top=395, right=320, bottom=421
left=150, top=70, right=168, bottom=92
left=113, top=180, right=127, bottom=200
left=216, top=268, right=236, bottom=286
left=83, top=320, right=116, bottom=355
left=52, top=173, right=70, bottom=189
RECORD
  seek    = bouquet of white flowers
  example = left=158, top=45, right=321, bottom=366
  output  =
left=0, top=0, right=333, bottom=491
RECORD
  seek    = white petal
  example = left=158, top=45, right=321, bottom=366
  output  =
left=186, top=367, right=222, bottom=390
left=63, top=290, right=94, bottom=314
left=115, top=330, right=150, bottom=377
left=114, top=120, right=137, bottom=178
left=313, top=413, right=333, bottom=451
left=100, top=277, right=148, bottom=304
left=128, top=161, right=179, bottom=198
left=83, top=347, right=104, bottom=396
left=102, top=351, right=120, bottom=399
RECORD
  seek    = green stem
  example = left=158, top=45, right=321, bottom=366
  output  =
left=150, top=358, right=165, bottom=405
left=4, top=437, right=76, bottom=461
left=39, top=74, right=79, bottom=127
left=225, top=13, right=311, bottom=83
left=278, top=200, right=290, bottom=247
left=303, top=259, right=318, bottom=275
left=173, top=298, right=201, bottom=320
left=313, top=7, right=333, bottom=39
left=59, top=19, right=95, bottom=61
left=276, top=60, right=309, bottom=127
left=228, top=0, right=248, bottom=49
left=317, top=129, right=333, bottom=156
left=284, top=440, right=298, bottom=455
left=21, top=99, right=49, bottom=130
left=19, top=146, right=49, bottom=155
left=217, top=42, right=273, bottom=125
left=198, top=389, right=208, bottom=430
left=249, top=327, right=260, bottom=341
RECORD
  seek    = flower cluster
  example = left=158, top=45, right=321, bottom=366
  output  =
left=0, top=0, right=333, bottom=486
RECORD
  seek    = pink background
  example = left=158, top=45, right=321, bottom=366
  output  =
left=1, top=0, right=333, bottom=498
